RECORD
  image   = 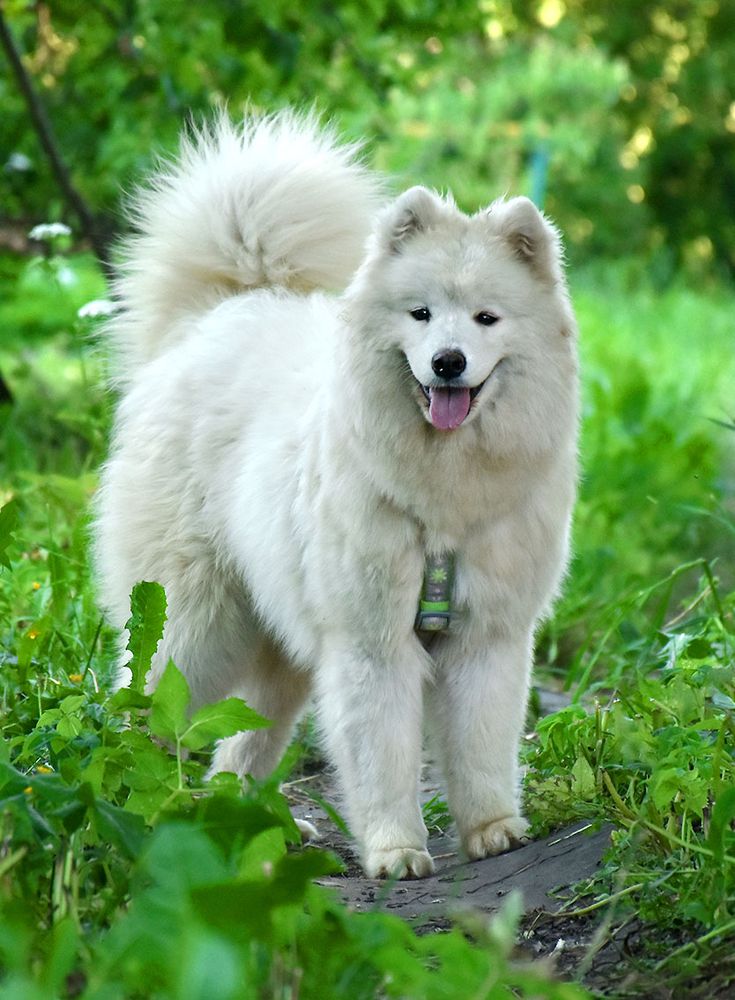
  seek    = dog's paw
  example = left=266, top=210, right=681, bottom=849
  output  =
left=364, top=847, right=435, bottom=880
left=462, top=816, right=530, bottom=861
left=296, top=818, right=319, bottom=842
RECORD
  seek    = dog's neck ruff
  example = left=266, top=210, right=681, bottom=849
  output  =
left=415, top=552, right=455, bottom=632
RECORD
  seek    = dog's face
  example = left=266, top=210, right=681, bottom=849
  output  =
left=347, top=187, right=575, bottom=435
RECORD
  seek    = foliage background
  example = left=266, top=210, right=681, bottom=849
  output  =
left=2, top=0, right=735, bottom=278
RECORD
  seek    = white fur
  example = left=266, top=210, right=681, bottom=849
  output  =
left=94, top=112, right=579, bottom=879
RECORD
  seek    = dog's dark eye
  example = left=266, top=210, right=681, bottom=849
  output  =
left=475, top=312, right=499, bottom=326
left=410, top=307, right=431, bottom=322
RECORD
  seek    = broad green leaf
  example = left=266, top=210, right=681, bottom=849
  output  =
left=56, top=715, right=83, bottom=741
left=243, top=778, right=301, bottom=844
left=107, top=687, right=152, bottom=713
left=59, top=695, right=86, bottom=714
left=180, top=697, right=271, bottom=751
left=16, top=615, right=52, bottom=671
left=238, top=827, right=287, bottom=879
left=121, top=739, right=173, bottom=789
left=125, top=582, right=167, bottom=693
left=148, top=660, right=190, bottom=743
left=571, top=755, right=596, bottom=799
left=141, top=822, right=229, bottom=895
left=195, top=797, right=285, bottom=858
left=93, top=799, right=146, bottom=858
left=0, top=499, right=19, bottom=570
left=707, top=786, right=735, bottom=861
left=80, top=746, right=128, bottom=798
left=121, top=736, right=178, bottom=819
left=37, top=708, right=62, bottom=728
left=191, top=849, right=343, bottom=939
left=0, top=760, right=33, bottom=795
left=39, top=918, right=79, bottom=996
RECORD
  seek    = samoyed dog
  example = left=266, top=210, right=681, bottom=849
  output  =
left=94, top=112, right=578, bottom=879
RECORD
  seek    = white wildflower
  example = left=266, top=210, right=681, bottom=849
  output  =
left=6, top=152, right=33, bottom=173
left=28, top=222, right=72, bottom=241
left=56, top=265, right=78, bottom=288
left=77, top=298, right=118, bottom=319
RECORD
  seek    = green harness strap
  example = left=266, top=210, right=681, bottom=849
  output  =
left=415, top=552, right=455, bottom=632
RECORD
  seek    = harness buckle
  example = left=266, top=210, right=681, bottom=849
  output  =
left=415, top=608, right=452, bottom=632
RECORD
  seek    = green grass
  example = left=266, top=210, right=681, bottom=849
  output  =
left=0, top=247, right=734, bottom=997
left=541, top=271, right=735, bottom=689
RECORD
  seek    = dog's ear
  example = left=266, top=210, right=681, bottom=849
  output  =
left=486, top=196, right=563, bottom=283
left=377, top=186, right=449, bottom=254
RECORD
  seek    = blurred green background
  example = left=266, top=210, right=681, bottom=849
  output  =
left=2, top=0, right=735, bottom=280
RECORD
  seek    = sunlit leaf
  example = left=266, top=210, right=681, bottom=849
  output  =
left=125, top=582, right=167, bottom=693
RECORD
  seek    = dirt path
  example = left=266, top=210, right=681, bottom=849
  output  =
left=286, top=762, right=614, bottom=991
left=287, top=763, right=610, bottom=922
left=287, top=688, right=609, bottom=923
left=318, top=820, right=609, bottom=920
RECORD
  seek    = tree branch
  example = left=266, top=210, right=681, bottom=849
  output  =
left=0, top=7, right=113, bottom=278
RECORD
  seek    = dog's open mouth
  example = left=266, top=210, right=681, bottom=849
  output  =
left=418, top=382, right=484, bottom=431
left=414, top=358, right=505, bottom=431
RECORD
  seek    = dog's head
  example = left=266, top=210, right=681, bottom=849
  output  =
left=345, top=187, right=576, bottom=435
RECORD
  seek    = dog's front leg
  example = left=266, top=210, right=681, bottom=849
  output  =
left=430, top=633, right=533, bottom=860
left=315, top=639, right=433, bottom=879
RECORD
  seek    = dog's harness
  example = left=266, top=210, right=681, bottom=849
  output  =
left=415, top=553, right=455, bottom=632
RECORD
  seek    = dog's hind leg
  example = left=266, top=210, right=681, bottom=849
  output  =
left=133, top=573, right=312, bottom=787
left=207, top=642, right=316, bottom=841
left=208, top=642, right=313, bottom=781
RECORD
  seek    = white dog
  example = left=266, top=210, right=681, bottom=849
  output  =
left=94, top=112, right=578, bottom=879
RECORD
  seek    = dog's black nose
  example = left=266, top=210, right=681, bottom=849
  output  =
left=431, top=350, right=466, bottom=379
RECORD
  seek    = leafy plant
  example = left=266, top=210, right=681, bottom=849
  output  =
left=422, top=793, right=452, bottom=835
left=4, top=1, right=735, bottom=274
left=525, top=569, right=735, bottom=992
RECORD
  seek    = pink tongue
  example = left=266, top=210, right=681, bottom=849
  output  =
left=428, top=386, right=471, bottom=431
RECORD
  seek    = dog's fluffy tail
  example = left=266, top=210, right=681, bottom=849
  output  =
left=109, top=111, right=382, bottom=373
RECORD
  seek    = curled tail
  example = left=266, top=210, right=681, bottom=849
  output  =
left=109, top=111, right=383, bottom=373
